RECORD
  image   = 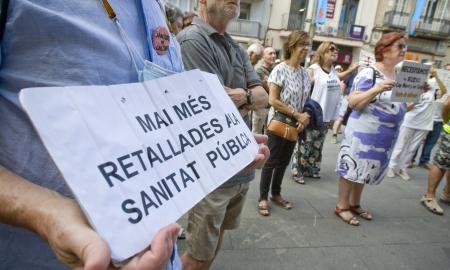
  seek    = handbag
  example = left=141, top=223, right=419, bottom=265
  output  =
left=267, top=111, right=298, bottom=141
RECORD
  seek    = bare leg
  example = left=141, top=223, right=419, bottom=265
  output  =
left=425, top=165, right=446, bottom=198
left=333, top=118, right=342, bottom=135
left=336, top=177, right=354, bottom=220
left=444, top=170, right=450, bottom=195
left=349, top=182, right=365, bottom=206
left=181, top=229, right=225, bottom=270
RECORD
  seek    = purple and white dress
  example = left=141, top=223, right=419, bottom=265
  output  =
left=336, top=66, right=406, bottom=185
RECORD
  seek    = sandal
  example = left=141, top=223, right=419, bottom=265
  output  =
left=335, top=206, right=360, bottom=226
left=258, top=200, right=271, bottom=216
left=270, top=196, right=292, bottom=210
left=421, top=195, right=444, bottom=215
left=349, top=205, right=373, bottom=220
left=293, top=174, right=305, bottom=184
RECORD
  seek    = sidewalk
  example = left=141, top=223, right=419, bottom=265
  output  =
left=177, top=133, right=450, bottom=270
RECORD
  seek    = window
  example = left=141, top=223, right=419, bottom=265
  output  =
left=423, top=0, right=439, bottom=23
left=239, top=3, right=251, bottom=20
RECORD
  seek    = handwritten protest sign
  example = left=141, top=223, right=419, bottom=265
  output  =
left=436, top=69, right=450, bottom=91
left=391, top=61, right=430, bottom=103
left=19, top=70, right=258, bottom=262
left=358, top=50, right=375, bottom=67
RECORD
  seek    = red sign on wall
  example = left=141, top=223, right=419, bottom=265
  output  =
left=327, top=0, right=337, bottom=19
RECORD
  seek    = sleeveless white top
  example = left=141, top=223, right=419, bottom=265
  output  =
left=309, top=63, right=342, bottom=122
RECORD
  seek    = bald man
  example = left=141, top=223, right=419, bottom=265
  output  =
left=253, top=47, right=277, bottom=134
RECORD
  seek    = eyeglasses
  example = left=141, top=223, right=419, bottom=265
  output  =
left=328, top=46, right=339, bottom=53
left=298, top=43, right=310, bottom=48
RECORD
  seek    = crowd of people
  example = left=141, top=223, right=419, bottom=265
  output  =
left=1, top=1, right=450, bottom=270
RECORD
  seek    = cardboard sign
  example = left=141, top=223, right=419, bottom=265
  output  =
left=358, top=50, right=375, bottom=67
left=436, top=69, right=450, bottom=92
left=19, top=70, right=258, bottom=262
left=391, top=61, right=431, bottom=103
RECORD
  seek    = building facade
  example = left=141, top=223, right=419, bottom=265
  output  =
left=373, top=0, right=449, bottom=67
left=265, top=0, right=379, bottom=67
left=167, top=0, right=271, bottom=45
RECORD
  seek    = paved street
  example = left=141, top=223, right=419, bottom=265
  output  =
left=177, top=132, right=450, bottom=270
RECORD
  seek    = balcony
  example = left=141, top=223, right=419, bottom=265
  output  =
left=227, top=19, right=261, bottom=38
left=383, top=10, right=409, bottom=30
left=415, top=18, right=450, bottom=38
left=281, top=12, right=306, bottom=31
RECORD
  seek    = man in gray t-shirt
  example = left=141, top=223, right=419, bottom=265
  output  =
left=253, top=46, right=276, bottom=134
left=177, top=0, right=268, bottom=268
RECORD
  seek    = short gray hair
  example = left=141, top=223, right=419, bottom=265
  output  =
left=247, top=43, right=264, bottom=55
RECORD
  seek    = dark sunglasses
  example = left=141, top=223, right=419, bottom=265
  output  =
left=328, top=46, right=339, bottom=53
left=393, top=43, right=407, bottom=51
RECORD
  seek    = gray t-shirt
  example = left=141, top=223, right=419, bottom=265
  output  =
left=177, top=17, right=261, bottom=187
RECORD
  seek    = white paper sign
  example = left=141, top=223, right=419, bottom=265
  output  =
left=359, top=50, right=375, bottom=67
left=390, top=61, right=431, bottom=103
left=19, top=70, right=258, bottom=262
left=436, top=69, right=450, bottom=91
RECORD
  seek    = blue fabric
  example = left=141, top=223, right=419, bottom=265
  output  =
left=304, top=98, right=324, bottom=130
left=315, top=0, right=327, bottom=25
left=420, top=121, right=443, bottom=163
left=298, top=98, right=324, bottom=142
left=0, top=1, right=182, bottom=269
left=409, top=0, right=426, bottom=36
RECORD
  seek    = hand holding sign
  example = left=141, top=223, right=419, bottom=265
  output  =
left=391, top=61, right=431, bottom=103
left=20, top=70, right=260, bottom=262
left=377, top=80, right=396, bottom=93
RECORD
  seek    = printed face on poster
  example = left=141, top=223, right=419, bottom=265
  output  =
left=390, top=61, right=431, bottom=103
left=19, top=70, right=258, bottom=262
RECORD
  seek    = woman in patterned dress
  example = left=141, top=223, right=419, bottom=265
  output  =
left=335, top=32, right=408, bottom=226
left=292, top=42, right=358, bottom=184
left=258, top=31, right=311, bottom=216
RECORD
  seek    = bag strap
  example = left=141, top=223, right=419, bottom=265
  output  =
left=369, top=66, right=377, bottom=88
left=0, top=0, right=9, bottom=44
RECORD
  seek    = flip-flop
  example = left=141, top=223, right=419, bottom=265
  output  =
left=349, top=205, right=373, bottom=220
left=270, top=197, right=292, bottom=210
left=258, top=201, right=271, bottom=216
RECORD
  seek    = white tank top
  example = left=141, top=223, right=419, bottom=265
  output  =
left=309, top=63, right=342, bottom=122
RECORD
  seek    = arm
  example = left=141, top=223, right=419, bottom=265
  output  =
left=442, top=96, right=450, bottom=123
left=308, top=68, right=315, bottom=85
left=337, top=64, right=359, bottom=81
left=0, top=166, right=179, bottom=270
left=435, top=74, right=448, bottom=96
left=348, top=80, right=396, bottom=111
left=269, top=83, right=310, bottom=131
left=406, top=102, right=416, bottom=112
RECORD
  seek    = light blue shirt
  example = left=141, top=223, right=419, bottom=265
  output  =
left=0, top=1, right=182, bottom=269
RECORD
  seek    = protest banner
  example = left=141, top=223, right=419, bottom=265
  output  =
left=358, top=50, right=375, bottom=67
left=391, top=61, right=430, bottom=103
left=19, top=69, right=259, bottom=262
left=436, top=69, right=450, bottom=91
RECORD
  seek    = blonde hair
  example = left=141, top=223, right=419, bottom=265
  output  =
left=312, top=42, right=335, bottom=66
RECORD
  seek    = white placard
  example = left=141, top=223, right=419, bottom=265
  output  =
left=358, top=50, right=375, bottom=67
left=391, top=61, right=431, bottom=103
left=436, top=69, right=450, bottom=91
left=19, top=70, right=258, bottom=262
